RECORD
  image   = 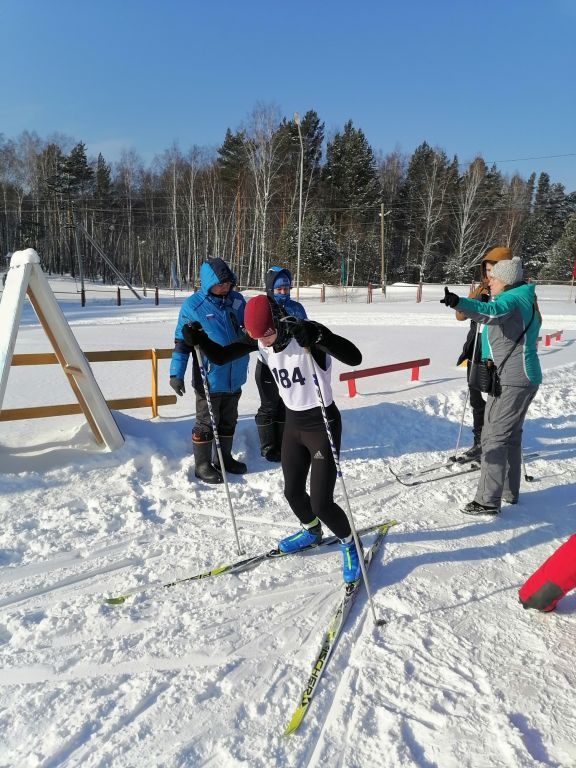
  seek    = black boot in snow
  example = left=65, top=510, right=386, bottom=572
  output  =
left=459, top=441, right=482, bottom=463
left=461, top=500, right=500, bottom=516
left=214, top=435, right=247, bottom=475
left=256, top=422, right=281, bottom=462
left=193, top=439, right=223, bottom=484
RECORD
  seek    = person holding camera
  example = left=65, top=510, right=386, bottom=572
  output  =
left=441, top=257, right=541, bottom=516
left=455, top=246, right=512, bottom=462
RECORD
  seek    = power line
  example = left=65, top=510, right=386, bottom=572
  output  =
left=490, top=152, right=576, bottom=164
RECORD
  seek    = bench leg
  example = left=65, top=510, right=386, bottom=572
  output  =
left=411, top=366, right=420, bottom=381
left=545, top=336, right=551, bottom=346
left=347, top=380, right=357, bottom=398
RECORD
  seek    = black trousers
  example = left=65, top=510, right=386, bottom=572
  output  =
left=281, top=410, right=351, bottom=539
left=469, top=385, right=486, bottom=441
left=254, top=360, right=285, bottom=426
left=193, top=390, right=241, bottom=441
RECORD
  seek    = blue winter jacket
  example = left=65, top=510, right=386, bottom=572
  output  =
left=170, top=258, right=249, bottom=393
left=265, top=266, right=307, bottom=320
left=456, top=282, right=542, bottom=387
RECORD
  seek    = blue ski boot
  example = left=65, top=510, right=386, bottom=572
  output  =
left=278, top=520, right=323, bottom=553
left=340, top=537, right=361, bottom=583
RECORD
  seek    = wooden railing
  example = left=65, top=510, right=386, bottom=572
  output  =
left=1, top=348, right=176, bottom=421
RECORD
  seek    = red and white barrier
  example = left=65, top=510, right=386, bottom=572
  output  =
left=339, top=358, right=431, bottom=398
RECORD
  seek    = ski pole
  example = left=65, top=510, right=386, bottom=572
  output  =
left=522, top=447, right=535, bottom=482
left=452, top=387, right=470, bottom=461
left=194, top=346, right=244, bottom=555
left=453, top=321, right=481, bottom=460
left=304, top=348, right=384, bottom=627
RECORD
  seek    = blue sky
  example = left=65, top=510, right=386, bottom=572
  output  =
left=2, top=0, right=576, bottom=191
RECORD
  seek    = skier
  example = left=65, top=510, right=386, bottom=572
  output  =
left=169, top=257, right=249, bottom=484
left=455, top=246, right=512, bottom=462
left=182, top=294, right=365, bottom=583
left=255, top=267, right=307, bottom=462
left=441, top=257, right=542, bottom=515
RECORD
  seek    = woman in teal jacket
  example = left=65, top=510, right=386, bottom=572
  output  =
left=441, top=257, right=541, bottom=515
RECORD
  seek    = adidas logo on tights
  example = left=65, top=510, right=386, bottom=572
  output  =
left=313, top=450, right=324, bottom=459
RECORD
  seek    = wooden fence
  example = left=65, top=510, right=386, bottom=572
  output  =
left=1, top=348, right=176, bottom=422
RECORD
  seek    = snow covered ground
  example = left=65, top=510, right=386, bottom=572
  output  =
left=1, top=278, right=575, bottom=768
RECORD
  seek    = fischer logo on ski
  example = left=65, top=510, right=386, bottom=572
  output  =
left=284, top=520, right=398, bottom=735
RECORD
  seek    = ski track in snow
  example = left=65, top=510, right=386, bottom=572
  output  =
left=1, top=286, right=576, bottom=767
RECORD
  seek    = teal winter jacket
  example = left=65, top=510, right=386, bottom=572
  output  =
left=456, top=282, right=542, bottom=387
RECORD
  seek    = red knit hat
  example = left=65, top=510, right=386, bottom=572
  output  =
left=244, top=295, right=276, bottom=339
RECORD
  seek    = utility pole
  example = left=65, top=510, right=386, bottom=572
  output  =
left=294, top=112, right=304, bottom=301
left=380, top=206, right=392, bottom=296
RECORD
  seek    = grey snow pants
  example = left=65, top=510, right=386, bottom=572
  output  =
left=474, top=384, right=539, bottom=507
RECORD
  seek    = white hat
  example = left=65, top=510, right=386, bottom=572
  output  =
left=491, top=256, right=523, bottom=286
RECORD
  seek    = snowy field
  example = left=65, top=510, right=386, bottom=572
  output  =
left=1, top=278, right=576, bottom=768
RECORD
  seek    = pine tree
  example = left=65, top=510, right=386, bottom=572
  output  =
left=95, top=153, right=112, bottom=205
left=539, top=213, right=576, bottom=279
left=523, top=172, right=567, bottom=273
left=322, top=120, right=380, bottom=229
left=63, top=142, right=94, bottom=198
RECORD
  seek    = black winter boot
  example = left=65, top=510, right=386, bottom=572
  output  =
left=257, top=422, right=281, bottom=462
left=214, top=435, right=247, bottom=475
left=460, top=439, right=482, bottom=463
left=193, top=439, right=223, bottom=484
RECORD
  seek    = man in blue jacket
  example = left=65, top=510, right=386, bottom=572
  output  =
left=170, top=257, right=249, bottom=483
left=255, top=267, right=307, bottom=461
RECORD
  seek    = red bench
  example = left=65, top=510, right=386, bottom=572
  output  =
left=545, top=330, right=563, bottom=346
left=339, top=358, right=431, bottom=398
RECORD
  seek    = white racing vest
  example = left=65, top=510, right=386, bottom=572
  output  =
left=258, top=337, right=333, bottom=411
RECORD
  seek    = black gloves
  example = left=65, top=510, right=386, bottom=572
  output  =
left=440, top=286, right=460, bottom=309
left=291, top=320, right=323, bottom=348
left=182, top=321, right=206, bottom=348
left=170, top=377, right=185, bottom=396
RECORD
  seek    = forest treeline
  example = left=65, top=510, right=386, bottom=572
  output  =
left=1, top=104, right=575, bottom=289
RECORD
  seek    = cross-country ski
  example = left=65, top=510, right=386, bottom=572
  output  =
left=284, top=521, right=397, bottom=735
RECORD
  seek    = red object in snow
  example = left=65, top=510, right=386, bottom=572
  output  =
left=519, top=534, right=576, bottom=611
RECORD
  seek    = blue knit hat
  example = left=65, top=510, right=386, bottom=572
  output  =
left=273, top=274, right=291, bottom=290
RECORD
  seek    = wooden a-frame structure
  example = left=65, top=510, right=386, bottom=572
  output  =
left=0, top=249, right=124, bottom=450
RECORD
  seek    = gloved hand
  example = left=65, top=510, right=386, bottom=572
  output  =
left=440, top=286, right=460, bottom=309
left=170, top=377, right=186, bottom=396
left=182, top=321, right=206, bottom=348
left=291, top=320, right=323, bottom=348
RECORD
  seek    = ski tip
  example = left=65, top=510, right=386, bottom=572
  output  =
left=284, top=710, right=305, bottom=736
left=104, top=595, right=128, bottom=605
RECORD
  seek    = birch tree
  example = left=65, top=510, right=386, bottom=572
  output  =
left=445, top=157, right=496, bottom=280
left=243, top=103, right=285, bottom=286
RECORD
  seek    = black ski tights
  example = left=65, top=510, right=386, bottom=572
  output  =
left=281, top=415, right=351, bottom=540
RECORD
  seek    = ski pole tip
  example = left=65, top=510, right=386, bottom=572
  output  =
left=105, top=596, right=127, bottom=605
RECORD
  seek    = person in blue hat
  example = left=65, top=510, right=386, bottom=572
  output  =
left=255, top=267, right=307, bottom=461
left=169, top=257, right=249, bottom=484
